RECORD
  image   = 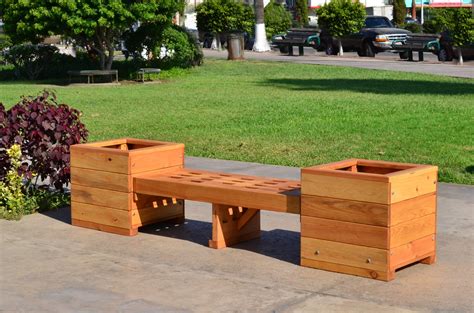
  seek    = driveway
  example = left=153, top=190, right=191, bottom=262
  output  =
left=204, top=49, right=474, bottom=79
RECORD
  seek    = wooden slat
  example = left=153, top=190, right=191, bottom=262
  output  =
left=71, top=184, right=131, bottom=211
left=301, top=216, right=389, bottom=249
left=71, top=202, right=131, bottom=229
left=131, top=204, right=184, bottom=227
left=301, top=195, right=389, bottom=226
left=389, top=167, right=438, bottom=203
left=390, top=234, right=436, bottom=270
left=71, top=167, right=131, bottom=192
left=390, top=193, right=436, bottom=226
left=301, top=237, right=388, bottom=271
left=390, top=214, right=436, bottom=248
left=301, top=173, right=390, bottom=204
left=301, top=258, right=393, bottom=281
left=72, top=219, right=137, bottom=236
left=129, top=145, right=184, bottom=174
left=71, top=145, right=130, bottom=174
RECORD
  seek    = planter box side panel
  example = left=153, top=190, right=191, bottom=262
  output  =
left=71, top=146, right=130, bottom=174
left=130, top=146, right=185, bottom=174
left=71, top=167, right=132, bottom=192
left=301, top=237, right=388, bottom=271
left=301, top=195, right=389, bottom=226
left=71, top=202, right=132, bottom=229
left=301, top=216, right=389, bottom=249
left=390, top=234, right=436, bottom=270
left=390, top=214, right=436, bottom=249
left=301, top=258, right=393, bottom=281
left=389, top=167, right=438, bottom=204
left=301, top=172, right=390, bottom=204
left=389, top=193, right=436, bottom=226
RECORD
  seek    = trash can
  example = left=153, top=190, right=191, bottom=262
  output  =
left=227, top=33, right=245, bottom=60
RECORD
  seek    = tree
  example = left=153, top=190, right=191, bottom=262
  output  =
left=449, top=9, right=474, bottom=65
left=196, top=0, right=254, bottom=50
left=264, top=0, right=292, bottom=39
left=295, top=0, right=309, bottom=28
left=393, top=0, right=407, bottom=26
left=253, top=0, right=270, bottom=51
left=316, top=0, right=366, bottom=56
left=423, top=8, right=473, bottom=64
left=0, top=0, right=184, bottom=70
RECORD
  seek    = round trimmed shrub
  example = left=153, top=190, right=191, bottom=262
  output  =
left=264, top=0, right=292, bottom=38
left=154, top=26, right=203, bottom=69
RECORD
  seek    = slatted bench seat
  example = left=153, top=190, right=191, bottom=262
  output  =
left=135, top=168, right=301, bottom=248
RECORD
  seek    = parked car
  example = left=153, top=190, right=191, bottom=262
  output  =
left=320, top=16, right=411, bottom=57
left=436, top=32, right=474, bottom=62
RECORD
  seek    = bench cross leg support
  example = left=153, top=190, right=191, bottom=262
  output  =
left=299, top=45, right=304, bottom=56
left=209, top=204, right=261, bottom=249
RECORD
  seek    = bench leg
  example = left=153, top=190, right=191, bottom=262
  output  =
left=209, top=204, right=261, bottom=249
left=408, top=51, right=414, bottom=61
left=299, top=46, right=304, bottom=56
left=418, top=51, right=424, bottom=62
left=288, top=45, right=294, bottom=56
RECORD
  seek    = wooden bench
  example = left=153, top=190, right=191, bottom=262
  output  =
left=272, top=29, right=320, bottom=56
left=392, top=34, right=440, bottom=61
left=67, top=70, right=118, bottom=84
left=135, top=168, right=300, bottom=248
left=136, top=68, right=161, bottom=83
left=70, top=138, right=438, bottom=281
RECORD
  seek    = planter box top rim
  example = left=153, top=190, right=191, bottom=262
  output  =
left=302, top=158, right=437, bottom=182
left=71, top=138, right=184, bottom=155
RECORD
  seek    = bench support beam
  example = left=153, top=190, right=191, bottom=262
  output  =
left=209, top=204, right=260, bottom=249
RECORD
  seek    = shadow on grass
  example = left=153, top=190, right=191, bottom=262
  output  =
left=42, top=207, right=300, bottom=265
left=140, top=219, right=300, bottom=265
left=263, top=78, right=474, bottom=95
left=465, top=165, right=474, bottom=174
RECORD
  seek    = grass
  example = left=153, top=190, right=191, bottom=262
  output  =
left=1, top=59, right=473, bottom=184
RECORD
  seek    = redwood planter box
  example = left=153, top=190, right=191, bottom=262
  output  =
left=300, top=159, right=437, bottom=281
left=70, top=138, right=185, bottom=236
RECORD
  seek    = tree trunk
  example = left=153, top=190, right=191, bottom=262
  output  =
left=457, top=47, right=463, bottom=65
left=253, top=0, right=270, bottom=52
left=338, top=39, right=343, bottom=56
left=93, top=28, right=115, bottom=70
left=211, top=33, right=221, bottom=50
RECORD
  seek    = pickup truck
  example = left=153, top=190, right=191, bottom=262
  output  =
left=320, top=16, right=411, bottom=57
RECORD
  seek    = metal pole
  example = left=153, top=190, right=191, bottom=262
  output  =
left=421, top=0, right=424, bottom=25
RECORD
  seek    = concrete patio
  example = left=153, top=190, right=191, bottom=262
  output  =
left=1, top=157, right=473, bottom=312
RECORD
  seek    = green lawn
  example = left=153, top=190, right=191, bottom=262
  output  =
left=1, top=59, right=473, bottom=184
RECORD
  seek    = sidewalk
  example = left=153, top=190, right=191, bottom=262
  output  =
left=1, top=157, right=473, bottom=312
left=204, top=49, right=474, bottom=79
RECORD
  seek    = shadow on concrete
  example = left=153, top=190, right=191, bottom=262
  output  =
left=42, top=207, right=300, bottom=265
left=41, top=206, right=71, bottom=224
left=262, top=78, right=474, bottom=95
left=140, top=219, right=300, bottom=265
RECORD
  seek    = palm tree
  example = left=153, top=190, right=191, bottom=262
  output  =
left=253, top=0, right=270, bottom=52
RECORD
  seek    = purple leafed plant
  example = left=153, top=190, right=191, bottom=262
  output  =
left=0, top=91, right=88, bottom=190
